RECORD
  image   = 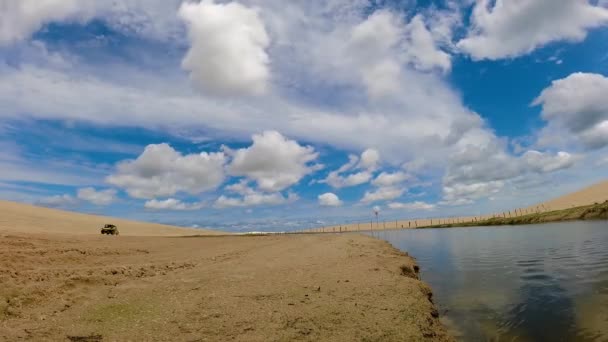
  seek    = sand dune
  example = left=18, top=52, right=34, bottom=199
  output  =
left=533, top=180, right=608, bottom=211
left=0, top=200, right=221, bottom=236
left=309, top=179, right=608, bottom=232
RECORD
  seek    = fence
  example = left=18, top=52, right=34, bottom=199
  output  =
left=292, top=204, right=554, bottom=234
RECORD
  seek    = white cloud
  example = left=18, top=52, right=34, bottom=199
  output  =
left=107, top=143, right=226, bottom=199
left=318, top=192, right=343, bottom=207
left=0, top=0, right=96, bottom=46
left=341, top=10, right=451, bottom=98
left=144, top=198, right=204, bottom=211
left=372, top=171, right=410, bottom=187
left=361, top=186, right=405, bottom=203
left=179, top=0, right=270, bottom=96
left=322, top=149, right=380, bottom=188
left=441, top=131, right=578, bottom=205
left=215, top=191, right=296, bottom=208
left=77, top=187, right=117, bottom=206
left=458, top=0, right=608, bottom=60
left=388, top=201, right=435, bottom=211
left=534, top=73, right=608, bottom=150
left=0, top=1, right=514, bottom=200
left=37, top=194, right=77, bottom=208
left=522, top=151, right=577, bottom=173
left=0, top=0, right=188, bottom=45
left=346, top=10, right=403, bottom=98
left=441, top=181, right=504, bottom=206
left=227, top=131, right=319, bottom=192
left=326, top=171, right=373, bottom=188
left=103, top=0, right=185, bottom=42
left=0, top=43, right=480, bottom=169
left=404, top=15, right=451, bottom=72
left=359, top=148, right=380, bottom=171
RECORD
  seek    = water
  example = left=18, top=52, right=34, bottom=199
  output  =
left=373, top=221, right=608, bottom=341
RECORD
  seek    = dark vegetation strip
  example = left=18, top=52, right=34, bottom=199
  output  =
left=420, top=201, right=608, bottom=229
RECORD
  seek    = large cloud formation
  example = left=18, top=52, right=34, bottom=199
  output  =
left=227, top=131, right=320, bottom=192
left=179, top=0, right=270, bottom=96
left=107, top=144, right=226, bottom=199
left=534, top=73, right=608, bottom=150
left=458, top=0, right=608, bottom=60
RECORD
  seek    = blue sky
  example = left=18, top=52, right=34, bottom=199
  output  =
left=1, top=0, right=608, bottom=232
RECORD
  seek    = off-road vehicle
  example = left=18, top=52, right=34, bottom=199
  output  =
left=101, top=224, right=119, bottom=235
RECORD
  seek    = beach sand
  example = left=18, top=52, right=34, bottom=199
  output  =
left=0, top=200, right=451, bottom=341
left=0, top=200, right=220, bottom=236
left=0, top=232, right=451, bottom=341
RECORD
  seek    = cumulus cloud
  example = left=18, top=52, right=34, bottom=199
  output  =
left=534, top=73, right=608, bottom=150
left=359, top=148, right=380, bottom=171
left=215, top=191, right=296, bottom=208
left=388, top=201, right=435, bottom=211
left=227, top=131, right=320, bottom=192
left=442, top=131, right=578, bottom=205
left=361, top=186, right=405, bottom=204
left=107, top=143, right=226, bottom=199
left=0, top=0, right=96, bottom=46
left=0, top=0, right=189, bottom=45
left=322, top=149, right=380, bottom=188
left=214, top=179, right=298, bottom=208
left=342, top=10, right=451, bottom=97
left=404, top=15, right=452, bottom=72
left=441, top=181, right=503, bottom=206
left=318, top=192, right=342, bottom=207
left=77, top=187, right=117, bottom=206
left=0, top=0, right=539, bottom=213
left=179, top=0, right=270, bottom=96
left=144, top=198, right=204, bottom=211
left=372, top=171, right=410, bottom=187
left=522, top=151, right=577, bottom=173
left=458, top=0, right=608, bottom=60
left=37, top=194, right=77, bottom=208
left=0, top=22, right=481, bottom=169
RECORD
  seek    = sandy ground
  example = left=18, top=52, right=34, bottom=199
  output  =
left=0, top=200, right=221, bottom=236
left=0, top=232, right=451, bottom=342
left=311, top=179, right=608, bottom=233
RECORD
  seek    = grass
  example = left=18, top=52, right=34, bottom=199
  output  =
left=420, top=201, right=608, bottom=229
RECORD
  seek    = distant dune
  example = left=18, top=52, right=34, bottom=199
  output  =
left=534, top=180, right=608, bottom=211
left=307, top=179, right=608, bottom=233
left=0, top=200, right=222, bottom=236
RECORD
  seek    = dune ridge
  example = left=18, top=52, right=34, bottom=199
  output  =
left=0, top=200, right=221, bottom=236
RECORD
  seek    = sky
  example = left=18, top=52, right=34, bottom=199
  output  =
left=1, top=0, right=608, bottom=232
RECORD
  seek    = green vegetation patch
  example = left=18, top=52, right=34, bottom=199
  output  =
left=421, top=201, right=608, bottom=229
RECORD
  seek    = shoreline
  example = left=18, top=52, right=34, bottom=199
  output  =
left=1, top=232, right=452, bottom=341
left=421, top=201, right=608, bottom=229
left=305, top=201, right=608, bottom=234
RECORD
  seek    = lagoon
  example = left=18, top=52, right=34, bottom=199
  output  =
left=375, top=221, right=608, bottom=341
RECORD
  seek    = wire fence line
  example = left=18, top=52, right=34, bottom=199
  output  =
left=291, top=204, right=555, bottom=234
